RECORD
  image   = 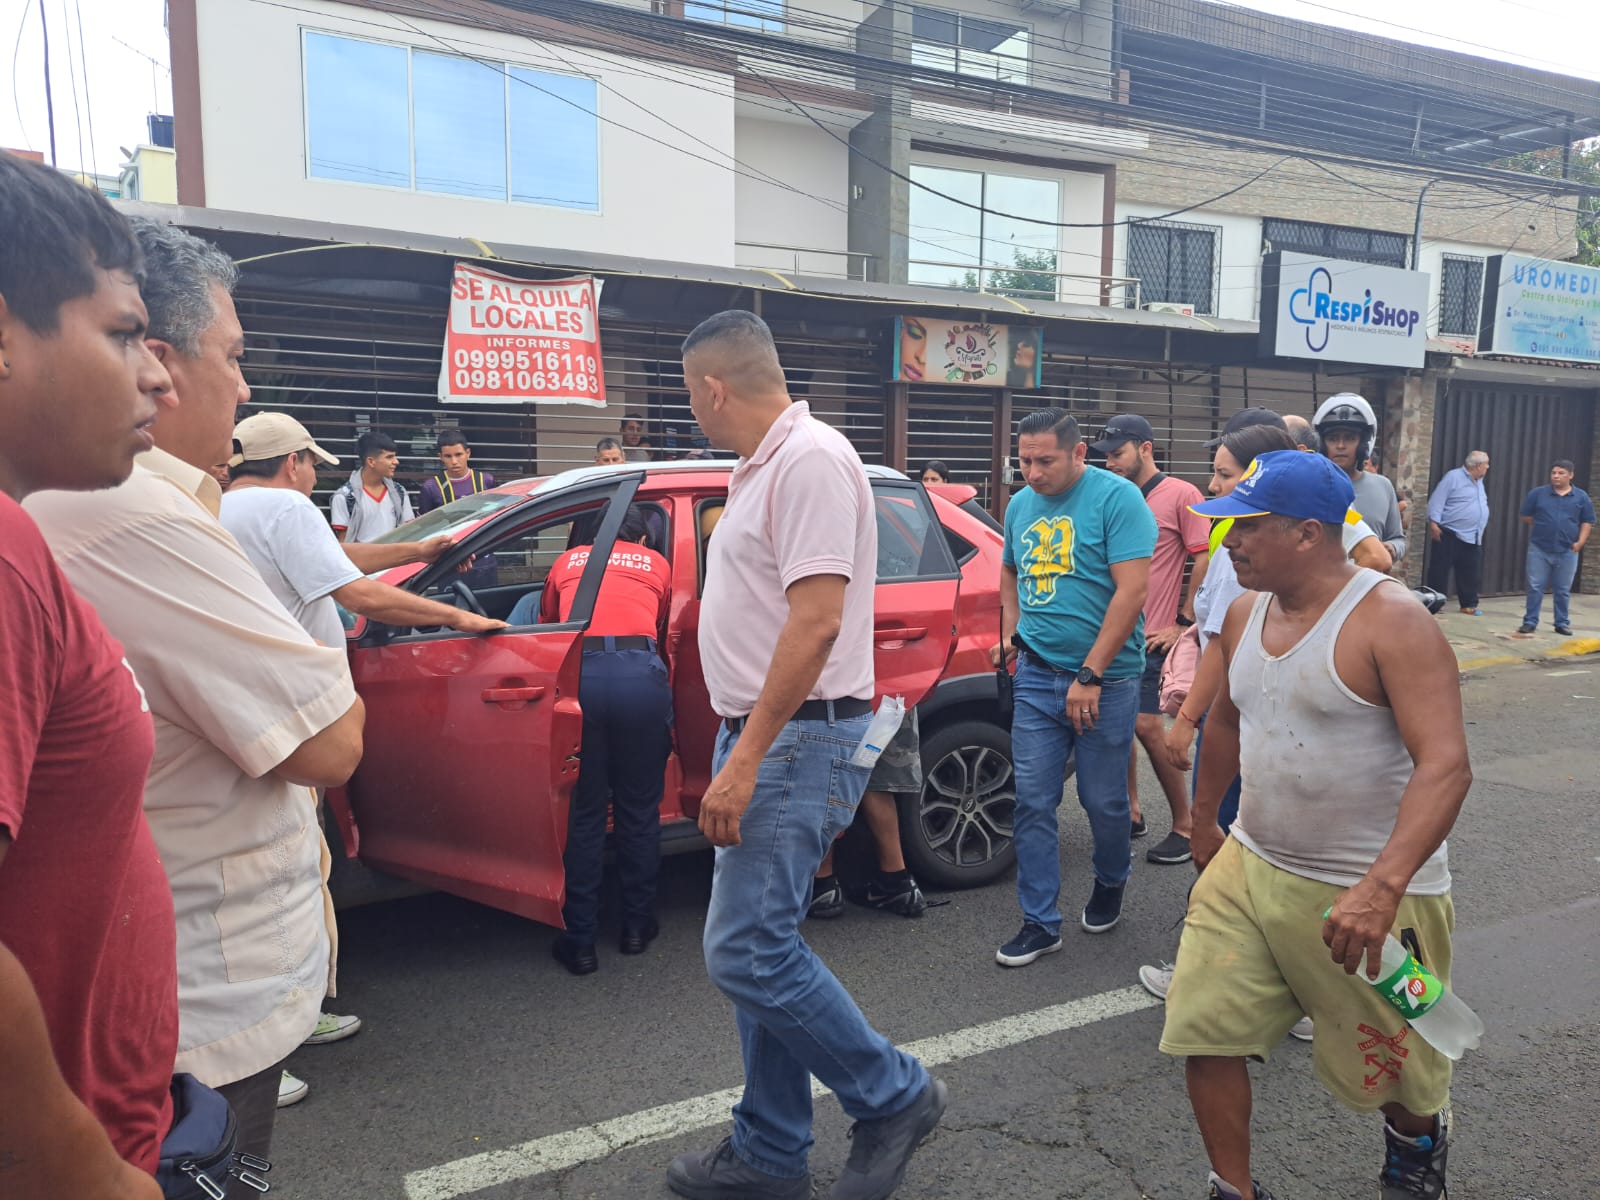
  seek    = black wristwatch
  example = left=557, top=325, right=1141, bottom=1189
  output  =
left=1075, top=666, right=1104, bottom=687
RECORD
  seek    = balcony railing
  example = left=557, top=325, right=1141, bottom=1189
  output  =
left=735, top=242, right=874, bottom=280
left=910, top=259, right=1142, bottom=308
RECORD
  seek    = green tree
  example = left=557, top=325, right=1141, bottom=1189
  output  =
left=953, top=247, right=1059, bottom=300
left=1496, top=141, right=1600, bottom=266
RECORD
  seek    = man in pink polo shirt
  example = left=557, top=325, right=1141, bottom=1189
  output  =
left=1093, top=413, right=1210, bottom=865
left=667, top=311, right=945, bottom=1200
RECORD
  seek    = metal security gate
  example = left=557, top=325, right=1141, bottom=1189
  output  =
left=1427, top=381, right=1596, bottom=595
left=234, top=289, right=885, bottom=513
left=907, top=357, right=1375, bottom=509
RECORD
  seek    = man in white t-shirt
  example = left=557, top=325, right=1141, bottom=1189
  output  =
left=222, top=413, right=507, bottom=644
left=330, top=431, right=414, bottom=542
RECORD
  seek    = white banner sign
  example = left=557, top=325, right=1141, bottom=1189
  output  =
left=1261, top=251, right=1429, bottom=369
left=1480, top=254, right=1600, bottom=365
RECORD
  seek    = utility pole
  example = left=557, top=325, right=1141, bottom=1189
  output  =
left=39, top=0, right=58, bottom=166
left=1410, top=179, right=1439, bottom=271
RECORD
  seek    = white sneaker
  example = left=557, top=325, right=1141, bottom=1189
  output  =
left=1138, top=962, right=1175, bottom=1000
left=277, top=1070, right=309, bottom=1108
left=1289, top=1016, right=1314, bottom=1042
left=303, top=1011, right=362, bottom=1045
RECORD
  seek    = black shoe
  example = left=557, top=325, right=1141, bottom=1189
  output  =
left=1146, top=831, right=1192, bottom=865
left=827, top=1078, right=948, bottom=1200
left=1081, top=880, right=1125, bottom=934
left=861, top=873, right=927, bottom=917
left=1556, top=624, right=1574, bottom=636
left=667, top=1136, right=813, bottom=1200
left=1379, top=1111, right=1449, bottom=1199
left=1518, top=622, right=1537, bottom=634
left=807, top=876, right=845, bottom=920
left=1130, top=817, right=1148, bottom=839
left=619, top=918, right=660, bottom=955
left=551, top=935, right=598, bottom=976
left=995, top=921, right=1062, bottom=967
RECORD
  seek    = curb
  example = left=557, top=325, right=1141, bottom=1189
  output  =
left=1455, top=637, right=1600, bottom=673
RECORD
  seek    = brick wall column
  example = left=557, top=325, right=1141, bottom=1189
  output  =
left=1388, top=371, right=1441, bottom=586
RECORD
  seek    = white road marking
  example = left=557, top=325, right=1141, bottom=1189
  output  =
left=403, top=985, right=1162, bottom=1200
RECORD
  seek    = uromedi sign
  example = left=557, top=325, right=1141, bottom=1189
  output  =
left=438, top=263, right=606, bottom=407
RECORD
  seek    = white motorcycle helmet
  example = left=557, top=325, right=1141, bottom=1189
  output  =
left=1313, top=393, right=1377, bottom=467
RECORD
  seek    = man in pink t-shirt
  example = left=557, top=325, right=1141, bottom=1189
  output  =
left=1094, top=414, right=1210, bottom=866
left=668, top=311, right=945, bottom=1200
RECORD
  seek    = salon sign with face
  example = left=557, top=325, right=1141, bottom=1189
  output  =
left=891, top=316, right=1043, bottom=389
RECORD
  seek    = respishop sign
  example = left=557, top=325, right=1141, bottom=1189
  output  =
left=1260, top=251, right=1429, bottom=369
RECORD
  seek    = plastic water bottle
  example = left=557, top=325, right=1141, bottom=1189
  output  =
left=1359, top=929, right=1485, bottom=1061
left=850, top=696, right=906, bottom=769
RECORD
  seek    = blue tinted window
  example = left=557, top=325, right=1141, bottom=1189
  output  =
left=509, top=69, right=599, bottom=212
left=413, top=51, right=507, bottom=200
left=686, top=0, right=783, bottom=32
left=305, top=32, right=410, bottom=187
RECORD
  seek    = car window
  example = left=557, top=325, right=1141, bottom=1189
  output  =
left=959, top=497, right=1003, bottom=534
left=696, top=499, right=725, bottom=596
left=370, top=488, right=528, bottom=545
left=419, top=503, right=608, bottom=626
left=873, top=483, right=959, bottom=582
left=943, top=526, right=979, bottom=567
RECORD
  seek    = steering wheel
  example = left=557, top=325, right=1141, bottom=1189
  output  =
left=450, top=578, right=488, bottom=618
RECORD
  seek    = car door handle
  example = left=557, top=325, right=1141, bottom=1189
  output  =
left=874, top=626, right=927, bottom=646
left=481, top=686, right=546, bottom=706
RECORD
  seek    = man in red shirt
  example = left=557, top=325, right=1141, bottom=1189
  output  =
left=1094, top=414, right=1210, bottom=865
left=541, top=505, right=673, bottom=973
left=0, top=151, right=176, bottom=1197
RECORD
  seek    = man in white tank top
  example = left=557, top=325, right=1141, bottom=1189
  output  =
left=1158, top=451, right=1473, bottom=1200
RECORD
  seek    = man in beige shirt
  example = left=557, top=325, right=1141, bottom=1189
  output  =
left=27, top=218, right=364, bottom=1160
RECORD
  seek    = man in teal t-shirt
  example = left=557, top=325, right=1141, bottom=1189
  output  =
left=992, top=408, right=1157, bottom=967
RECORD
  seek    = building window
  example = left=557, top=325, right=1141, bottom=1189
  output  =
left=303, top=31, right=600, bottom=211
left=911, top=7, right=1029, bottom=84
left=1127, top=219, right=1220, bottom=314
left=1439, top=253, right=1485, bottom=337
left=1262, top=217, right=1409, bottom=269
left=907, top=164, right=1059, bottom=300
left=685, top=0, right=783, bottom=33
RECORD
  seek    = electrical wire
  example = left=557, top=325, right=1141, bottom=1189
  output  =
left=11, top=0, right=34, bottom=150
left=73, top=0, right=97, bottom=177
left=59, top=0, right=88, bottom=176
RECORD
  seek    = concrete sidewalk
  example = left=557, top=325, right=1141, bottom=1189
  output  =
left=1430, top=590, right=1600, bottom=672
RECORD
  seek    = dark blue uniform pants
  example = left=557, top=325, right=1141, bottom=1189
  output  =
left=562, top=647, right=673, bottom=943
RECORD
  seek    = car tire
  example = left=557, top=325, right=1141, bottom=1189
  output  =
left=897, top=718, right=1035, bottom=890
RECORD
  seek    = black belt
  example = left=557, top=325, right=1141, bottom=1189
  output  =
left=1011, top=634, right=1070, bottom=673
left=724, top=697, right=872, bottom=734
left=583, top=635, right=655, bottom=652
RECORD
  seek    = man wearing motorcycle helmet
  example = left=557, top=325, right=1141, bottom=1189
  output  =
left=1313, top=393, right=1406, bottom=565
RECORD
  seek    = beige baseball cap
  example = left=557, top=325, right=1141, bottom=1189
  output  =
left=229, top=412, right=340, bottom=468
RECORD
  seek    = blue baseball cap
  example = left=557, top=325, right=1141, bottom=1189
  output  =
left=1189, top=449, right=1355, bottom=525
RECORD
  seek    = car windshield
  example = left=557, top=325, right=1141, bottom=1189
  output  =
left=372, top=489, right=527, bottom=544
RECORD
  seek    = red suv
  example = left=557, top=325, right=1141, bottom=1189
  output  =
left=327, top=462, right=1016, bottom=926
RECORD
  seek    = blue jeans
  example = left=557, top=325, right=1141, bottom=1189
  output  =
left=1191, top=713, right=1242, bottom=833
left=702, top=711, right=928, bottom=1178
left=1524, top=545, right=1579, bottom=629
left=1011, top=655, right=1140, bottom=934
left=561, top=647, right=672, bottom=942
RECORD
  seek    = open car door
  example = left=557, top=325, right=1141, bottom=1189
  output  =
left=869, top=479, right=961, bottom=709
left=342, top=478, right=639, bottom=925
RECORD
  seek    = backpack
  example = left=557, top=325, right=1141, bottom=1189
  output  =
left=338, top=479, right=405, bottom=536
left=1158, top=624, right=1201, bottom=717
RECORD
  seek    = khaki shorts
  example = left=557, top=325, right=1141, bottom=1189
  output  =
left=1160, top=837, right=1454, bottom=1116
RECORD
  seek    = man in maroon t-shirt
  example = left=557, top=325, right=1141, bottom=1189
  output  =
left=0, top=152, right=176, bottom=1194
left=538, top=504, right=672, bottom=974
left=1094, top=414, right=1211, bottom=866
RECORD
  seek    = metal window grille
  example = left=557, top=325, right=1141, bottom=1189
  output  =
left=1438, top=254, right=1485, bottom=337
left=1127, top=220, right=1220, bottom=314
left=1262, top=217, right=1409, bottom=269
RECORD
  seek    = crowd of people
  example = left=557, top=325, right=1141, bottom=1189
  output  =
left=0, top=145, right=1585, bottom=1200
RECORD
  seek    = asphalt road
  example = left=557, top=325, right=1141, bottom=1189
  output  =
left=271, top=658, right=1600, bottom=1200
